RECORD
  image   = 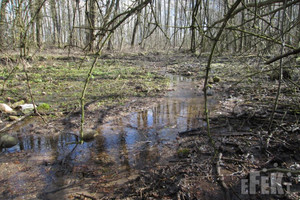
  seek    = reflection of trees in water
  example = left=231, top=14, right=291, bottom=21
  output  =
left=137, top=110, right=149, bottom=129
left=172, top=102, right=178, bottom=122
left=94, top=132, right=105, bottom=152
left=148, top=98, right=200, bottom=130
left=17, top=135, right=36, bottom=151
left=117, top=118, right=130, bottom=168
left=17, top=133, right=61, bottom=153
left=18, top=134, right=24, bottom=150
left=135, top=143, right=160, bottom=168
left=84, top=89, right=204, bottom=169
left=142, top=110, right=148, bottom=128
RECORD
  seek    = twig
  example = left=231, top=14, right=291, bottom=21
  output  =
left=203, top=0, right=243, bottom=157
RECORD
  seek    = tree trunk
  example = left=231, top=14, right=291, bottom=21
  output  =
left=131, top=12, right=141, bottom=47
left=107, top=0, right=120, bottom=51
left=166, top=0, right=171, bottom=36
left=0, top=0, right=9, bottom=48
left=35, top=0, right=43, bottom=49
left=297, top=3, right=300, bottom=47
left=173, top=0, right=178, bottom=48
left=86, top=0, right=96, bottom=51
left=50, top=0, right=60, bottom=46
left=191, top=0, right=200, bottom=53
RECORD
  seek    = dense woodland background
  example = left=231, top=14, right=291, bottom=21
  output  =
left=0, top=0, right=299, bottom=56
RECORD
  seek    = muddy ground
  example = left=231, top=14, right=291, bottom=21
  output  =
left=0, top=50, right=300, bottom=199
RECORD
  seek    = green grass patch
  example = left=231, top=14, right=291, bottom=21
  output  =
left=0, top=57, right=169, bottom=113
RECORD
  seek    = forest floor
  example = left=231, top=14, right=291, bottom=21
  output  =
left=0, top=50, right=299, bottom=200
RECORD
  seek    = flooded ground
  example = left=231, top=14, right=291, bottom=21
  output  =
left=0, top=74, right=219, bottom=199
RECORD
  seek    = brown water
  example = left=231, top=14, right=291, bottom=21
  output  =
left=0, top=75, right=219, bottom=199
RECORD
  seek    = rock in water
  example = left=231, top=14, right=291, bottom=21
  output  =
left=0, top=135, right=18, bottom=148
left=0, top=103, right=14, bottom=113
left=80, top=129, right=98, bottom=142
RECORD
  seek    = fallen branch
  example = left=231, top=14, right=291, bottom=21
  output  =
left=265, top=47, right=300, bottom=65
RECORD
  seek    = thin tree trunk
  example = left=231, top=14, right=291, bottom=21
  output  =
left=191, top=0, right=200, bottom=53
left=50, top=0, right=59, bottom=45
left=297, top=3, right=300, bottom=47
left=166, top=0, right=171, bottom=36
left=86, top=0, right=96, bottom=51
left=173, top=0, right=178, bottom=48
left=77, top=0, right=82, bottom=46
left=131, top=10, right=141, bottom=47
left=107, top=0, right=120, bottom=51
left=35, top=0, right=42, bottom=49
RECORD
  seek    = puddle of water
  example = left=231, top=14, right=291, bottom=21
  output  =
left=0, top=74, right=219, bottom=198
